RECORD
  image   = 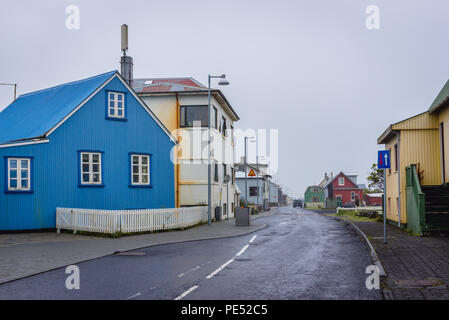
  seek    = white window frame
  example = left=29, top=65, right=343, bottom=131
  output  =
left=131, top=154, right=151, bottom=186
left=351, top=192, right=355, bottom=201
left=338, top=177, right=345, bottom=185
left=108, top=92, right=125, bottom=119
left=7, top=158, right=31, bottom=191
left=80, top=152, right=102, bottom=185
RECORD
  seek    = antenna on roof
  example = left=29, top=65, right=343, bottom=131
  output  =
left=120, top=24, right=133, bottom=86
left=121, top=24, right=128, bottom=56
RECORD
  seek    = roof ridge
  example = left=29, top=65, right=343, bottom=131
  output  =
left=134, top=83, right=208, bottom=90
left=133, top=77, right=206, bottom=88
left=19, top=70, right=117, bottom=98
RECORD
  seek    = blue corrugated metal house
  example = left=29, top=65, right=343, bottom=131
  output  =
left=0, top=71, right=176, bottom=231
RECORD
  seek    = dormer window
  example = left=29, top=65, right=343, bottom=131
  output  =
left=107, top=92, right=126, bottom=119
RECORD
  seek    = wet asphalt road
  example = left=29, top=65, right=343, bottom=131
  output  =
left=0, top=207, right=382, bottom=300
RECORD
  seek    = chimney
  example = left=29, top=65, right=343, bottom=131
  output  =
left=120, top=24, right=133, bottom=86
left=331, top=172, right=333, bottom=178
left=324, top=172, right=328, bottom=180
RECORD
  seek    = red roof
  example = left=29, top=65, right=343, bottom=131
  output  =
left=133, top=78, right=207, bottom=93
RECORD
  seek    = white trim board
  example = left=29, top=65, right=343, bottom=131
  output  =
left=0, top=139, right=49, bottom=149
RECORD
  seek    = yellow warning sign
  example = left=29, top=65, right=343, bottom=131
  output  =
left=248, top=169, right=256, bottom=177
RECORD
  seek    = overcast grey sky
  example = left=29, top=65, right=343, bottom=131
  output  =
left=1, top=0, right=449, bottom=198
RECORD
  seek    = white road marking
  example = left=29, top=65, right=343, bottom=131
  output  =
left=126, top=292, right=142, bottom=300
left=174, top=285, right=199, bottom=300
left=279, top=216, right=301, bottom=225
left=206, top=259, right=234, bottom=279
left=249, top=235, right=257, bottom=243
left=177, top=265, right=200, bottom=278
left=236, top=244, right=250, bottom=257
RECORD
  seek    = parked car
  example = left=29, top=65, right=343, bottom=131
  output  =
left=293, top=199, right=302, bottom=208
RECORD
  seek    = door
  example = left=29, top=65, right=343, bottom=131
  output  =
left=440, top=122, right=445, bottom=184
left=336, top=196, right=342, bottom=207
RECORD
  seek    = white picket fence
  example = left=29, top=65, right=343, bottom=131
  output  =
left=56, top=206, right=208, bottom=235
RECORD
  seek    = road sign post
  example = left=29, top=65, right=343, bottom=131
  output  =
left=378, top=150, right=391, bottom=244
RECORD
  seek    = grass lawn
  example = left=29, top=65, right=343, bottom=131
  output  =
left=328, top=209, right=382, bottom=223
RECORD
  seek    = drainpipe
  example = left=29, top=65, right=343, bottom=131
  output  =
left=394, top=131, right=401, bottom=227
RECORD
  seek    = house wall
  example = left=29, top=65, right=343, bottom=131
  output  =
left=304, top=186, right=324, bottom=202
left=236, top=178, right=266, bottom=207
left=268, top=182, right=279, bottom=204
left=329, top=173, right=363, bottom=207
left=437, top=107, right=449, bottom=183
left=0, top=77, right=175, bottom=231
left=236, top=178, right=264, bottom=205
left=384, top=136, right=401, bottom=222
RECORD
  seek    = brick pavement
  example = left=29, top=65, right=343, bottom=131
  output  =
left=350, top=220, right=449, bottom=300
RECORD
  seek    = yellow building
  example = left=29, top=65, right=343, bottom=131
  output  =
left=378, top=79, right=449, bottom=231
left=378, top=112, right=440, bottom=224
left=132, top=78, right=240, bottom=216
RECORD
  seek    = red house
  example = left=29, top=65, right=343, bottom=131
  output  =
left=321, top=172, right=364, bottom=208
left=365, top=193, right=383, bottom=206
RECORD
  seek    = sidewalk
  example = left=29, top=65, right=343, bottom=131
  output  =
left=0, top=212, right=271, bottom=284
left=349, top=220, right=449, bottom=300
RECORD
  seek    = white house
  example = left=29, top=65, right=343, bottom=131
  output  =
left=133, top=78, right=239, bottom=218
left=235, top=162, right=274, bottom=211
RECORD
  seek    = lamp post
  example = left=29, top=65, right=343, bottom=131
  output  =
left=208, top=74, right=229, bottom=225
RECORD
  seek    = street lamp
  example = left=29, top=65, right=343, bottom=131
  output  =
left=208, top=74, right=229, bottom=225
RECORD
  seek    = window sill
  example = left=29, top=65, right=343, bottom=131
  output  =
left=105, top=117, right=128, bottom=122
left=129, top=185, right=153, bottom=189
left=4, top=190, right=33, bottom=194
left=78, top=184, right=105, bottom=188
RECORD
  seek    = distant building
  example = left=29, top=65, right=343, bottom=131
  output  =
left=365, top=193, right=383, bottom=206
left=235, top=163, right=274, bottom=211
left=304, top=186, right=325, bottom=208
left=268, top=180, right=280, bottom=207
left=321, top=172, right=364, bottom=208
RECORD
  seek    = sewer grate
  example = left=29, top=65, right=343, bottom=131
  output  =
left=394, top=278, right=445, bottom=288
left=115, top=251, right=146, bottom=256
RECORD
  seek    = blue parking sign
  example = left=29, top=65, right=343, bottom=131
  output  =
left=378, top=150, right=391, bottom=169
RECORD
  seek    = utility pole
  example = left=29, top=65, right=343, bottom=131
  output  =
left=256, top=140, right=259, bottom=213
left=244, top=136, right=248, bottom=207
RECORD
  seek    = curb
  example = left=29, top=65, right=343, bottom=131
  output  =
left=346, top=221, right=387, bottom=277
left=0, top=222, right=268, bottom=285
